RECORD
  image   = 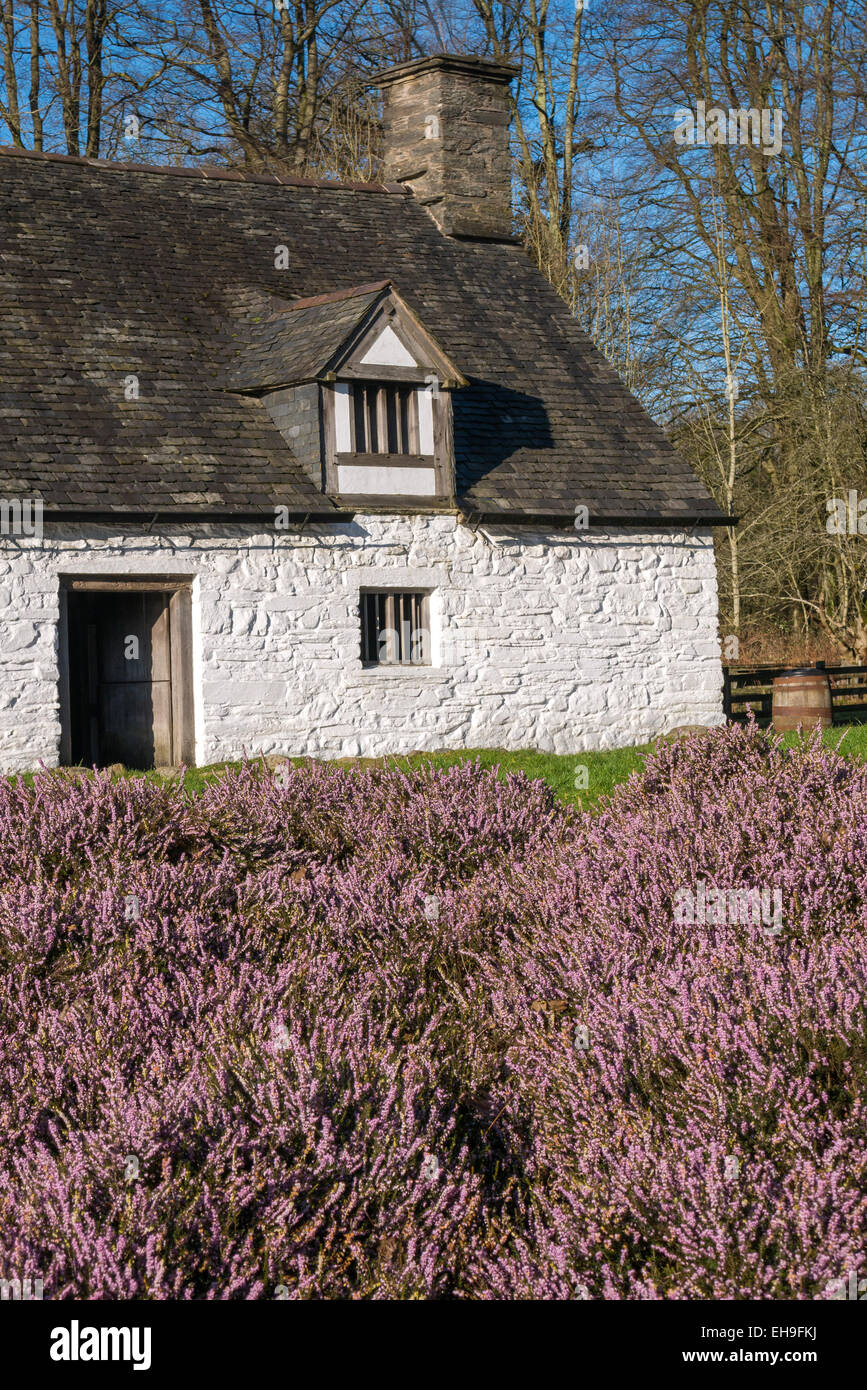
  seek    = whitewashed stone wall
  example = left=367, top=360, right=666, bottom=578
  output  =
left=0, top=515, right=723, bottom=771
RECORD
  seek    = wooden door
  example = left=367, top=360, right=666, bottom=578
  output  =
left=65, top=588, right=190, bottom=769
left=96, top=592, right=172, bottom=767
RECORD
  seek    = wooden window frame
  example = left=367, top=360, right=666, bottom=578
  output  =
left=360, top=589, right=432, bottom=667
left=323, top=379, right=454, bottom=501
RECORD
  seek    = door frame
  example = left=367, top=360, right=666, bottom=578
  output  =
left=59, top=576, right=196, bottom=767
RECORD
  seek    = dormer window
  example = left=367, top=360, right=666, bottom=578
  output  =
left=223, top=279, right=466, bottom=506
left=321, top=282, right=465, bottom=503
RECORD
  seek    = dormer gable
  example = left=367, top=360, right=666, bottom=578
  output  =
left=223, top=280, right=466, bottom=506
left=316, top=281, right=465, bottom=386
left=359, top=324, right=416, bottom=369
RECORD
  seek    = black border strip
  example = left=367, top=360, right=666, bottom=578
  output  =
left=37, top=507, right=736, bottom=529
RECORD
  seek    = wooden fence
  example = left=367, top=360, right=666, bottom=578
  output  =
left=723, top=662, right=867, bottom=724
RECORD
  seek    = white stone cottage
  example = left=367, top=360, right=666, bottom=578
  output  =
left=0, top=54, right=727, bottom=773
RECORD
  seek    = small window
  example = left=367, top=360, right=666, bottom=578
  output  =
left=360, top=590, right=430, bottom=666
left=351, top=383, right=420, bottom=455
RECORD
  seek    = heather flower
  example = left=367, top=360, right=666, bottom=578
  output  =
left=0, top=725, right=863, bottom=1298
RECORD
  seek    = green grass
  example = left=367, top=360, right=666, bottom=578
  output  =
left=123, top=745, right=651, bottom=808
left=10, top=745, right=648, bottom=808
left=787, top=722, right=867, bottom=757
left=14, top=721, right=867, bottom=810
left=370, top=745, right=653, bottom=809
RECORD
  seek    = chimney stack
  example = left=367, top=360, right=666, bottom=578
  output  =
left=376, top=53, right=518, bottom=241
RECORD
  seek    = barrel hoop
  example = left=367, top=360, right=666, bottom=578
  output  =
left=774, top=708, right=831, bottom=718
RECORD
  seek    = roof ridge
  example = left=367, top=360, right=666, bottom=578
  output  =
left=0, top=143, right=409, bottom=195
left=285, top=281, right=392, bottom=313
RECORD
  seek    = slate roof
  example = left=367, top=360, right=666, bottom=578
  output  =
left=0, top=147, right=730, bottom=525
left=222, top=282, right=390, bottom=392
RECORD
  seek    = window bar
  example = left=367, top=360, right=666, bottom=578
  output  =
left=377, top=593, right=387, bottom=663
left=374, top=387, right=387, bottom=456
left=409, top=388, right=420, bottom=455
left=391, top=593, right=402, bottom=663
left=399, top=592, right=410, bottom=663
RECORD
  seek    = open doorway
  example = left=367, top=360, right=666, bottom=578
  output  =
left=60, top=579, right=194, bottom=769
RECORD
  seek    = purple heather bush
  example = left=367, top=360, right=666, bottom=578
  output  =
left=0, top=722, right=865, bottom=1298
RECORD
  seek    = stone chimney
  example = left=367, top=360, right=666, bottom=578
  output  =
left=375, top=53, right=518, bottom=241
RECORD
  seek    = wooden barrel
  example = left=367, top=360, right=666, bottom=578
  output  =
left=771, top=666, right=832, bottom=732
